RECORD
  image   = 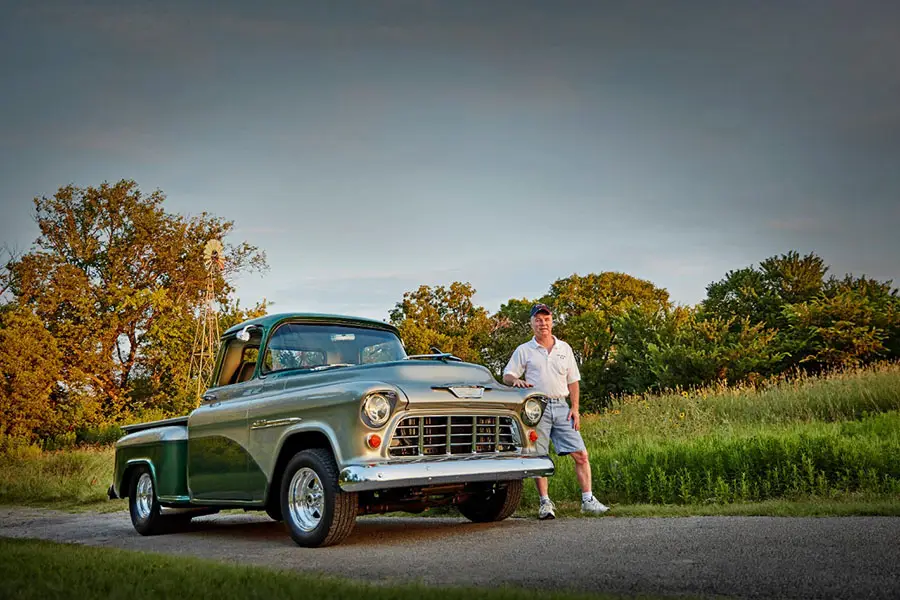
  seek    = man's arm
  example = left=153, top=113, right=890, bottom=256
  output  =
left=503, top=347, right=532, bottom=388
left=568, top=380, right=579, bottom=412
left=567, top=380, right=581, bottom=429
left=503, top=372, right=532, bottom=388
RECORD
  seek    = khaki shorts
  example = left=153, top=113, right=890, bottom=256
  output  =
left=535, top=398, right=586, bottom=456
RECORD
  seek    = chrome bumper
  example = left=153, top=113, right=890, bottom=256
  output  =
left=338, top=454, right=555, bottom=492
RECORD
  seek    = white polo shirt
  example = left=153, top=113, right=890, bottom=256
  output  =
left=503, top=336, right=580, bottom=398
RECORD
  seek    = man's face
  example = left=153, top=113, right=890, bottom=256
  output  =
left=531, top=312, right=553, bottom=337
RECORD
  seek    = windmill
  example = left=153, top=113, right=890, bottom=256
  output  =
left=189, top=239, right=225, bottom=402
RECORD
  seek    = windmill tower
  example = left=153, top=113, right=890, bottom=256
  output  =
left=189, top=239, right=225, bottom=402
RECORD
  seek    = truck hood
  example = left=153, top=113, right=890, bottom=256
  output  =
left=268, top=359, right=537, bottom=409
left=362, top=359, right=532, bottom=409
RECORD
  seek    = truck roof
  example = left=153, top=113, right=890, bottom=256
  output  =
left=222, top=312, right=400, bottom=337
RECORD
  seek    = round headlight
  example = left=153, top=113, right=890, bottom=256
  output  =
left=523, top=398, right=543, bottom=426
left=362, top=393, right=392, bottom=427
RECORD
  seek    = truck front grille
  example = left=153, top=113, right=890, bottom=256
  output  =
left=388, top=415, right=520, bottom=457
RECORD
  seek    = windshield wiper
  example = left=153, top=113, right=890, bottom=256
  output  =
left=406, top=353, right=463, bottom=362
left=308, top=363, right=356, bottom=372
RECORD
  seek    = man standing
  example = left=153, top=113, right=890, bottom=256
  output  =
left=503, top=303, right=610, bottom=519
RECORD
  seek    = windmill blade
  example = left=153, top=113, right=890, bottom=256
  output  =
left=203, top=239, right=225, bottom=271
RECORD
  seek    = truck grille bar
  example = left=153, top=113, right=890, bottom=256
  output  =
left=388, top=415, right=520, bottom=457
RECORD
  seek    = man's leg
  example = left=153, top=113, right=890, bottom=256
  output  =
left=571, top=450, right=609, bottom=514
left=571, top=450, right=592, bottom=492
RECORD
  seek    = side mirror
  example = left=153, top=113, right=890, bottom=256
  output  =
left=236, top=325, right=253, bottom=342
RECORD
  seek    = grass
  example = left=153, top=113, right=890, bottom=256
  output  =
left=0, top=445, right=116, bottom=510
left=2, top=362, right=899, bottom=515
left=0, top=537, right=647, bottom=600
left=524, top=362, right=900, bottom=508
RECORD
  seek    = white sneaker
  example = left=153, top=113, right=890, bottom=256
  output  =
left=538, top=500, right=556, bottom=520
left=581, top=496, right=609, bottom=514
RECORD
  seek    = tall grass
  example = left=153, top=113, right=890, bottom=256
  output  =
left=535, top=362, right=900, bottom=506
left=0, top=445, right=115, bottom=507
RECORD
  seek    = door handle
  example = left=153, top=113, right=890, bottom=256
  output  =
left=201, top=393, right=217, bottom=403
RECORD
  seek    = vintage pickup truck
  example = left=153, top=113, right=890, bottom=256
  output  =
left=109, top=312, right=555, bottom=546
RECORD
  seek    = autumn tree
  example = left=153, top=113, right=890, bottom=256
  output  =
left=784, top=275, right=900, bottom=368
left=544, top=272, right=670, bottom=401
left=0, top=308, right=65, bottom=439
left=5, top=180, right=267, bottom=423
left=389, top=282, right=492, bottom=364
left=482, top=298, right=536, bottom=376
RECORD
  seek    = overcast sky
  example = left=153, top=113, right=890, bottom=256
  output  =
left=2, top=1, right=898, bottom=320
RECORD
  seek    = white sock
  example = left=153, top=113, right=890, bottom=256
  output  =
left=582, top=491, right=593, bottom=502
left=540, top=495, right=551, bottom=504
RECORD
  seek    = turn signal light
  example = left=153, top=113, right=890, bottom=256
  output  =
left=528, top=430, right=538, bottom=443
left=366, top=433, right=382, bottom=449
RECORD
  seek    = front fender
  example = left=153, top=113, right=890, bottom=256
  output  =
left=248, top=379, right=408, bottom=479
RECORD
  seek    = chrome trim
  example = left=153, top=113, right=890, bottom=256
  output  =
left=250, top=417, right=303, bottom=430
left=158, top=495, right=192, bottom=503
left=287, top=467, right=324, bottom=532
left=338, top=454, right=555, bottom=492
left=389, top=414, right=520, bottom=457
left=121, top=416, right=189, bottom=434
left=135, top=472, right=154, bottom=520
left=448, top=386, right=484, bottom=398
left=186, top=498, right=265, bottom=507
left=117, top=425, right=187, bottom=448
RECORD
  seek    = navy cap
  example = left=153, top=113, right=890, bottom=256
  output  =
left=530, top=303, right=552, bottom=318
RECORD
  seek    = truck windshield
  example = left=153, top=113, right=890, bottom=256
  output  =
left=262, top=323, right=407, bottom=375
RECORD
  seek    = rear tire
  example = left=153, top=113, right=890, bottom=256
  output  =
left=280, top=448, right=357, bottom=547
left=265, top=500, right=283, bottom=522
left=457, top=479, right=523, bottom=523
left=128, top=467, right=166, bottom=535
left=128, top=466, right=200, bottom=535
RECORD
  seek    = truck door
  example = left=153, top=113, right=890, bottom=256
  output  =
left=188, top=336, right=260, bottom=502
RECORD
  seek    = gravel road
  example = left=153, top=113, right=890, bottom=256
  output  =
left=2, top=507, right=898, bottom=599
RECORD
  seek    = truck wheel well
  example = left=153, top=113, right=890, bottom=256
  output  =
left=122, top=463, right=150, bottom=496
left=267, top=432, right=335, bottom=506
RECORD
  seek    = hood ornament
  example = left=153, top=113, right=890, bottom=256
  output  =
left=445, top=385, right=485, bottom=399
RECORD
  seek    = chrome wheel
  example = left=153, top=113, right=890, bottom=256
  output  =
left=287, top=467, right=324, bottom=532
left=135, top=472, right=154, bottom=521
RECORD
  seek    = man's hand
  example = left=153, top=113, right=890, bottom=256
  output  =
left=503, top=373, right=533, bottom=388
left=567, top=409, right=580, bottom=430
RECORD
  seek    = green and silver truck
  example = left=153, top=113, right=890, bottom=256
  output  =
left=110, top=312, right=554, bottom=547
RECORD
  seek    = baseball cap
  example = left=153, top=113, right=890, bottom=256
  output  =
left=530, top=303, right=552, bottom=318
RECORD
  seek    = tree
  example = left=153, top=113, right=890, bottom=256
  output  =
left=702, top=251, right=830, bottom=370
left=0, top=307, right=64, bottom=440
left=482, top=298, right=536, bottom=376
left=545, top=272, right=670, bottom=402
left=547, top=272, right=670, bottom=360
left=784, top=275, right=900, bottom=368
left=7, top=180, right=267, bottom=421
left=703, top=251, right=828, bottom=330
left=702, top=252, right=899, bottom=370
left=389, top=282, right=492, bottom=364
left=613, top=305, right=782, bottom=394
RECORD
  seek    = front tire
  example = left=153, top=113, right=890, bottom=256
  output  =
left=280, top=448, right=358, bottom=547
left=457, top=479, right=523, bottom=523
